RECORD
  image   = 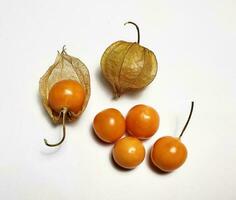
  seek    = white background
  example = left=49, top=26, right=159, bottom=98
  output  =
left=0, top=0, right=235, bottom=199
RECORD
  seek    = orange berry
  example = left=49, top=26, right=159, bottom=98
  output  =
left=151, top=136, right=187, bottom=172
left=48, top=79, right=85, bottom=114
left=93, top=108, right=125, bottom=143
left=151, top=102, right=194, bottom=172
left=112, top=136, right=145, bottom=169
left=126, top=104, right=159, bottom=139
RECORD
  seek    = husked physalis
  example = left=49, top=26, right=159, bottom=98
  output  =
left=151, top=102, right=194, bottom=172
left=126, top=104, right=160, bottom=139
left=39, top=47, right=90, bottom=147
left=93, top=108, right=125, bottom=143
left=101, top=22, right=158, bottom=97
left=112, top=136, right=145, bottom=169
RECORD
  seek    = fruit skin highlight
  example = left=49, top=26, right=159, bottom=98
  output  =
left=48, top=79, right=85, bottom=114
left=93, top=108, right=125, bottom=143
left=112, top=136, right=145, bottom=169
left=151, top=136, right=187, bottom=172
left=126, top=104, right=160, bottom=139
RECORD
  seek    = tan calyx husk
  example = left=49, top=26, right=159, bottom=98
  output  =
left=101, top=22, right=158, bottom=98
left=39, top=48, right=90, bottom=123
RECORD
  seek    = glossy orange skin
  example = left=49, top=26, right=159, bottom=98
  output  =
left=48, top=80, right=85, bottom=114
left=151, top=136, right=187, bottom=172
left=126, top=104, right=160, bottom=139
left=112, top=136, right=145, bottom=169
left=93, top=108, right=125, bottom=143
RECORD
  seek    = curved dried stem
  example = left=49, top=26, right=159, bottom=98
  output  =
left=179, top=101, right=194, bottom=139
left=124, top=21, right=140, bottom=44
left=44, top=108, right=68, bottom=147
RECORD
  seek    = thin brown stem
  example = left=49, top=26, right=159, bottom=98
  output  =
left=124, top=21, right=140, bottom=44
left=44, top=108, right=68, bottom=147
left=179, top=101, right=194, bottom=139
left=61, top=45, right=67, bottom=54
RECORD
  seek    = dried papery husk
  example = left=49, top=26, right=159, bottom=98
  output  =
left=39, top=48, right=90, bottom=123
left=101, top=22, right=158, bottom=97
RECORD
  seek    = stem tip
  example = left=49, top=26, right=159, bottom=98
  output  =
left=124, top=21, right=140, bottom=44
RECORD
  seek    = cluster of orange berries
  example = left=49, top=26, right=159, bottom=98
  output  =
left=93, top=104, right=191, bottom=172
left=46, top=79, right=193, bottom=172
